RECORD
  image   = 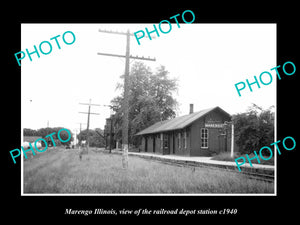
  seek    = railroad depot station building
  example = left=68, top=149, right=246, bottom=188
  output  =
left=136, top=105, right=238, bottom=156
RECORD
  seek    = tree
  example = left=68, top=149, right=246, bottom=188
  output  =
left=23, top=127, right=74, bottom=146
left=233, top=104, right=274, bottom=155
left=23, top=128, right=38, bottom=136
left=77, top=128, right=105, bottom=147
left=111, top=62, right=178, bottom=147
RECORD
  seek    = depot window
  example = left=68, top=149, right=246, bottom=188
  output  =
left=201, top=128, right=208, bottom=148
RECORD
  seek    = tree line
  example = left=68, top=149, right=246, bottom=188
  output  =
left=233, top=104, right=274, bottom=155
left=24, top=127, right=106, bottom=148
left=77, top=128, right=105, bottom=148
left=23, top=127, right=74, bottom=146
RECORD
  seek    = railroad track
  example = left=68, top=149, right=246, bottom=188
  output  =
left=100, top=150, right=275, bottom=183
left=239, top=170, right=274, bottom=183
left=135, top=155, right=275, bottom=183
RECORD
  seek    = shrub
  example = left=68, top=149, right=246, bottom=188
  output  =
left=233, top=104, right=274, bottom=155
left=211, top=152, right=240, bottom=162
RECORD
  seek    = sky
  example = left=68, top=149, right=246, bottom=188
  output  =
left=21, top=23, right=276, bottom=135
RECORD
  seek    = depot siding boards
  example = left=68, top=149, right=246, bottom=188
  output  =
left=136, top=106, right=234, bottom=156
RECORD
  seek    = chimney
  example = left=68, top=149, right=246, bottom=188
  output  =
left=189, top=104, right=194, bottom=114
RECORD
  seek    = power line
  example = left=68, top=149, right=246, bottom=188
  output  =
left=98, top=29, right=156, bottom=169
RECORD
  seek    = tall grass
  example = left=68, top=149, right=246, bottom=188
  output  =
left=23, top=148, right=274, bottom=194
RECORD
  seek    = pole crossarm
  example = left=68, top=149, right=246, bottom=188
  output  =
left=79, top=103, right=102, bottom=106
left=98, top=29, right=132, bottom=36
left=98, top=29, right=155, bottom=39
left=79, top=112, right=100, bottom=115
left=78, top=99, right=101, bottom=154
left=97, top=52, right=156, bottom=61
left=130, top=55, right=156, bottom=61
left=97, top=52, right=126, bottom=58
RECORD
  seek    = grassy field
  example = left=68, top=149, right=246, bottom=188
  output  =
left=23, top=147, right=274, bottom=194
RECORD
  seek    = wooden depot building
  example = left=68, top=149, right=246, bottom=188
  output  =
left=136, top=105, right=235, bottom=156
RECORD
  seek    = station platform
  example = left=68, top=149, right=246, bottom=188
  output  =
left=99, top=148, right=275, bottom=176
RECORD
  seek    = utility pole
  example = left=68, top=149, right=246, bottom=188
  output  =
left=77, top=122, right=87, bottom=133
left=79, top=99, right=101, bottom=153
left=76, top=122, right=86, bottom=149
left=98, top=28, right=156, bottom=169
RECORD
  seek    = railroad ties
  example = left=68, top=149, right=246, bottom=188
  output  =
left=129, top=153, right=274, bottom=183
left=101, top=149, right=274, bottom=183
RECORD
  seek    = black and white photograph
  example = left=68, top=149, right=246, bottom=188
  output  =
left=4, top=4, right=298, bottom=221
left=20, top=23, right=276, bottom=195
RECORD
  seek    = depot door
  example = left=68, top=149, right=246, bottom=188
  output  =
left=145, top=137, right=148, bottom=152
left=163, top=134, right=170, bottom=155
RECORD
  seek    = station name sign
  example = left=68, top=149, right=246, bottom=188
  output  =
left=204, top=123, right=224, bottom=128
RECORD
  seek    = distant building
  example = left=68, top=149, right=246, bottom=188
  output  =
left=23, top=136, right=43, bottom=149
left=136, top=105, right=237, bottom=156
left=23, top=135, right=61, bottom=149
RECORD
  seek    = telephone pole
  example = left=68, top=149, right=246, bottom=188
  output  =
left=76, top=122, right=86, bottom=149
left=77, top=122, right=87, bottom=133
left=79, top=99, right=101, bottom=153
left=98, top=28, right=156, bottom=169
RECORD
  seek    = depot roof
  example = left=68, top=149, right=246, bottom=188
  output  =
left=136, top=106, right=230, bottom=135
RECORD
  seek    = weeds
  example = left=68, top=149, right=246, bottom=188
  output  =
left=23, top=148, right=274, bottom=194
